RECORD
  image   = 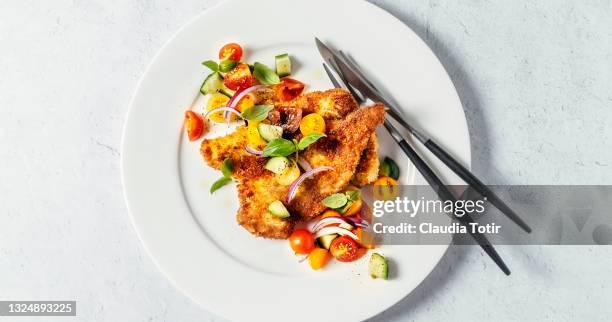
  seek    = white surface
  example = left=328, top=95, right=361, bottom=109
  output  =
left=1, top=1, right=611, bottom=321
left=122, top=0, right=465, bottom=320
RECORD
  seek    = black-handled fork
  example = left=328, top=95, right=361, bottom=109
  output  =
left=321, top=46, right=512, bottom=275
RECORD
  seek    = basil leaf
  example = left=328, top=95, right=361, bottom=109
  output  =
left=322, top=193, right=348, bottom=209
left=210, top=177, right=232, bottom=193
left=202, top=60, right=219, bottom=72
left=337, top=200, right=354, bottom=214
left=221, top=158, right=233, bottom=178
left=297, top=132, right=326, bottom=150
left=345, top=190, right=361, bottom=202
left=253, top=62, right=280, bottom=85
left=241, top=105, right=274, bottom=122
left=219, top=60, right=237, bottom=73
left=262, top=138, right=297, bottom=157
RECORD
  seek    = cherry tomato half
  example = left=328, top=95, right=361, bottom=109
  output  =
left=223, top=63, right=253, bottom=91
left=218, top=43, right=243, bottom=61
left=275, top=77, right=305, bottom=101
left=184, top=111, right=206, bottom=141
left=289, top=229, right=315, bottom=254
left=329, top=236, right=360, bottom=262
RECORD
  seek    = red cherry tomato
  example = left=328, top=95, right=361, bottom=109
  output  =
left=289, top=229, right=315, bottom=254
left=184, top=111, right=206, bottom=141
left=275, top=78, right=305, bottom=101
left=223, top=63, right=253, bottom=91
left=219, top=43, right=243, bottom=61
left=329, top=236, right=360, bottom=262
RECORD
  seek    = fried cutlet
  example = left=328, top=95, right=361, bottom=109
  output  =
left=288, top=103, right=385, bottom=220
left=352, top=133, right=380, bottom=187
left=201, top=89, right=385, bottom=238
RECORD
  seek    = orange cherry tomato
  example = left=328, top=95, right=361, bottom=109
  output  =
left=308, top=248, right=330, bottom=270
left=329, top=236, right=360, bottom=262
left=343, top=198, right=362, bottom=217
left=235, top=93, right=255, bottom=112
left=320, top=209, right=341, bottom=219
left=289, top=229, right=315, bottom=254
left=275, top=77, right=305, bottom=101
left=223, top=63, right=253, bottom=91
left=354, top=227, right=375, bottom=249
left=373, top=176, right=399, bottom=201
left=218, top=43, right=243, bottom=61
left=184, top=111, right=206, bottom=141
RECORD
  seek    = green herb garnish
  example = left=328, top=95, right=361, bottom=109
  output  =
left=211, top=158, right=234, bottom=193
left=253, top=62, right=280, bottom=85
left=202, top=60, right=219, bottom=72
left=322, top=193, right=348, bottom=208
left=262, top=138, right=297, bottom=157
left=241, top=105, right=274, bottom=122
left=297, top=132, right=326, bottom=150
left=219, top=60, right=237, bottom=73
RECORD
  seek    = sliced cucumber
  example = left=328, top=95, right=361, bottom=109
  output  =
left=219, top=84, right=236, bottom=97
left=258, top=123, right=283, bottom=142
left=275, top=53, right=292, bottom=77
left=368, top=253, right=389, bottom=280
left=265, top=156, right=290, bottom=174
left=268, top=200, right=290, bottom=218
left=318, top=234, right=337, bottom=250
left=200, top=72, right=224, bottom=95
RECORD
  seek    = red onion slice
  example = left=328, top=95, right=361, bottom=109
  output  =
left=228, top=85, right=265, bottom=108
left=286, top=166, right=333, bottom=203
left=245, top=145, right=263, bottom=156
left=311, top=217, right=352, bottom=233
left=296, top=157, right=312, bottom=171
left=204, top=106, right=242, bottom=121
left=314, top=226, right=359, bottom=240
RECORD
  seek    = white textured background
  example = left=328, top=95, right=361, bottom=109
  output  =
left=1, top=1, right=611, bottom=321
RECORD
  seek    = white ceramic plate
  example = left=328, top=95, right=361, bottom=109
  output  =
left=122, top=0, right=470, bottom=321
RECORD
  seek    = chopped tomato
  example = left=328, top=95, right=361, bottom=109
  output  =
left=184, top=111, right=206, bottom=141
left=299, top=113, right=326, bottom=136
left=321, top=209, right=341, bottom=219
left=289, top=229, right=315, bottom=254
left=373, top=176, right=399, bottom=201
left=329, top=236, right=360, bottom=262
left=224, top=63, right=253, bottom=91
left=218, top=43, right=243, bottom=61
left=343, top=198, right=362, bottom=217
left=308, top=248, right=330, bottom=270
left=275, top=77, right=305, bottom=101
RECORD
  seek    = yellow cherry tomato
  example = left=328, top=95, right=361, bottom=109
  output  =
left=276, top=162, right=301, bottom=186
left=308, top=247, right=331, bottom=270
left=206, top=93, right=231, bottom=123
left=300, top=113, right=326, bottom=136
left=235, top=93, right=255, bottom=112
left=373, top=176, right=399, bottom=201
left=247, top=121, right=267, bottom=148
left=320, top=209, right=341, bottom=219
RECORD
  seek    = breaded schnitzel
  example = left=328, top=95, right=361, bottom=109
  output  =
left=201, top=89, right=385, bottom=238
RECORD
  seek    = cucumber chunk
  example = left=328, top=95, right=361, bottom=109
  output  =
left=268, top=200, right=290, bottom=218
left=369, top=253, right=389, bottom=280
left=265, top=156, right=290, bottom=174
left=200, top=72, right=224, bottom=95
left=219, top=84, right=236, bottom=97
left=219, top=60, right=237, bottom=73
left=275, top=53, right=292, bottom=77
left=318, top=234, right=338, bottom=249
left=258, top=123, right=283, bottom=142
